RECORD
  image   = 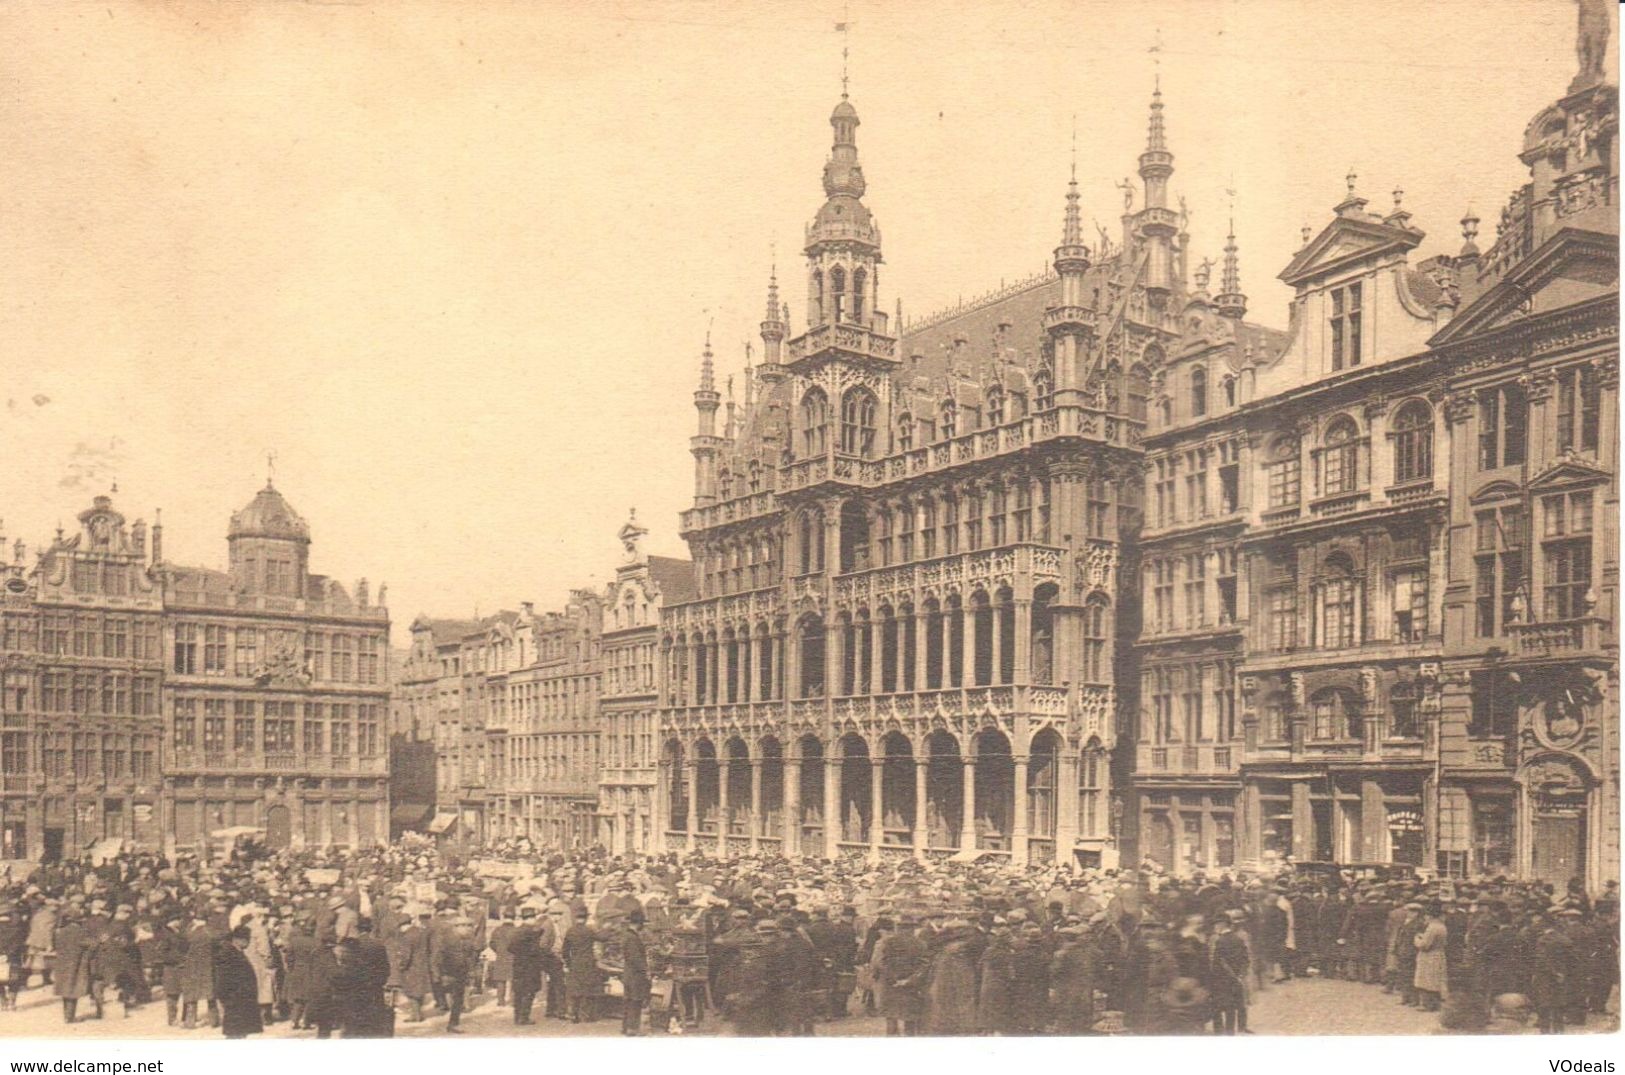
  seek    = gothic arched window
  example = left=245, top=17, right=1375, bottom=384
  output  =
left=800, top=388, right=829, bottom=457
left=1034, top=369, right=1054, bottom=411
left=840, top=387, right=878, bottom=457
left=940, top=398, right=958, bottom=439
left=896, top=412, right=913, bottom=453
left=986, top=386, right=1005, bottom=426
left=1190, top=366, right=1208, bottom=418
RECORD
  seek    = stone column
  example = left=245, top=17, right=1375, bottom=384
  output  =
left=1291, top=780, right=1314, bottom=862
left=685, top=760, right=699, bottom=852
left=718, top=640, right=731, bottom=705
left=869, top=757, right=885, bottom=857
left=823, top=756, right=841, bottom=858
left=913, top=611, right=929, bottom=690
left=990, top=601, right=1004, bottom=685
left=1014, top=599, right=1032, bottom=682
left=1011, top=753, right=1029, bottom=865
left=773, top=634, right=785, bottom=700
left=1361, top=779, right=1386, bottom=863
left=1057, top=748, right=1080, bottom=846
left=960, top=603, right=976, bottom=688
left=749, top=759, right=763, bottom=852
left=717, top=758, right=732, bottom=845
left=960, top=757, right=977, bottom=853
left=914, top=758, right=929, bottom=860
left=784, top=753, right=801, bottom=855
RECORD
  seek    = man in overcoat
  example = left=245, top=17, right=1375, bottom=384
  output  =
left=561, top=907, right=602, bottom=1023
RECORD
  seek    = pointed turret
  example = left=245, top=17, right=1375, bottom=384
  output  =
left=1135, top=80, right=1179, bottom=300
left=759, top=263, right=788, bottom=383
left=690, top=335, right=723, bottom=504
left=1215, top=220, right=1247, bottom=320
left=1044, top=161, right=1098, bottom=399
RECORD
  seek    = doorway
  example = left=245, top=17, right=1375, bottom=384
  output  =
left=42, top=828, right=63, bottom=864
left=1531, top=812, right=1585, bottom=888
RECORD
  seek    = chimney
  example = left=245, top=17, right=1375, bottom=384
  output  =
left=150, top=509, right=163, bottom=566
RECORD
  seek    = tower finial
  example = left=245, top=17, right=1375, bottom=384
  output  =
left=1070, top=113, right=1077, bottom=180
left=265, top=449, right=277, bottom=489
left=1216, top=219, right=1246, bottom=320
left=837, top=5, right=851, bottom=99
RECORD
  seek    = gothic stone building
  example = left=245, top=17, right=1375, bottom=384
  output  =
left=654, top=84, right=1261, bottom=868
left=162, top=483, right=390, bottom=851
left=656, top=55, right=1617, bottom=888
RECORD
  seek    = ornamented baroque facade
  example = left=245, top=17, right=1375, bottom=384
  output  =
left=0, top=485, right=391, bottom=860
left=161, top=483, right=390, bottom=852
left=655, top=48, right=1618, bottom=888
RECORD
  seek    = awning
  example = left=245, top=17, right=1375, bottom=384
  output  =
left=88, top=838, right=124, bottom=866
left=428, top=812, right=458, bottom=835
left=948, top=848, right=992, bottom=863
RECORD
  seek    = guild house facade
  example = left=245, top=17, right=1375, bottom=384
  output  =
left=161, top=483, right=391, bottom=852
left=656, top=55, right=1618, bottom=888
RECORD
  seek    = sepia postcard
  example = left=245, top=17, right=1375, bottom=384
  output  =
left=0, top=0, right=1617, bottom=1056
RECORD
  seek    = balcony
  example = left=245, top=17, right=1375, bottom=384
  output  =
left=785, top=322, right=898, bottom=365
left=1260, top=505, right=1301, bottom=528
left=1384, top=478, right=1441, bottom=505
left=1508, top=617, right=1607, bottom=658
left=1309, top=490, right=1369, bottom=518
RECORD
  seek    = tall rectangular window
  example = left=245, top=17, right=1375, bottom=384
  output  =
left=173, top=625, right=197, bottom=674
left=1557, top=364, right=1602, bottom=454
left=1184, top=553, right=1207, bottom=628
left=1392, top=568, right=1427, bottom=642
left=203, top=625, right=227, bottom=675
left=1268, top=587, right=1298, bottom=652
left=1478, top=383, right=1527, bottom=469
left=1542, top=492, right=1594, bottom=620
left=1330, top=282, right=1363, bottom=370
left=234, top=628, right=258, bottom=676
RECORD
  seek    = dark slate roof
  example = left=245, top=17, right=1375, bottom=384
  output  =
left=649, top=556, right=698, bottom=604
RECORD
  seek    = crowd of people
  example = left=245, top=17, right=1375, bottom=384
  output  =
left=0, top=835, right=1614, bottom=1038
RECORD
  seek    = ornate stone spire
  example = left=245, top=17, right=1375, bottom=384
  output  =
left=1216, top=218, right=1246, bottom=319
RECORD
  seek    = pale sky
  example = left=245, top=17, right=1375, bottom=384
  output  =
left=0, top=0, right=1609, bottom=641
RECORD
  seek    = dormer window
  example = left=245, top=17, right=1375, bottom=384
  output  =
left=1330, top=282, right=1363, bottom=370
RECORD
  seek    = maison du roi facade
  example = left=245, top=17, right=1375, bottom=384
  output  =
left=650, top=63, right=1619, bottom=889
left=0, top=486, right=390, bottom=861
left=393, top=515, right=693, bottom=855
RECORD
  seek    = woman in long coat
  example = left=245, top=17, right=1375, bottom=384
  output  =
left=179, top=919, right=219, bottom=1028
left=1049, top=929, right=1097, bottom=1035
left=923, top=926, right=979, bottom=1035
left=1413, top=906, right=1449, bottom=1011
left=486, top=914, right=516, bottom=1006
left=0, top=905, right=29, bottom=1010
left=213, top=928, right=264, bottom=1039
left=244, top=916, right=277, bottom=1018
left=281, top=920, right=320, bottom=1029
left=561, top=912, right=603, bottom=1021
left=26, top=901, right=57, bottom=987
left=52, top=910, right=95, bottom=1023
left=976, top=926, right=1018, bottom=1035
left=871, top=922, right=928, bottom=1035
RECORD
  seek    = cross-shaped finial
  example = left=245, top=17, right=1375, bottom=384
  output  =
left=1392, top=186, right=1404, bottom=208
left=266, top=450, right=277, bottom=488
left=1346, top=168, right=1357, bottom=195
